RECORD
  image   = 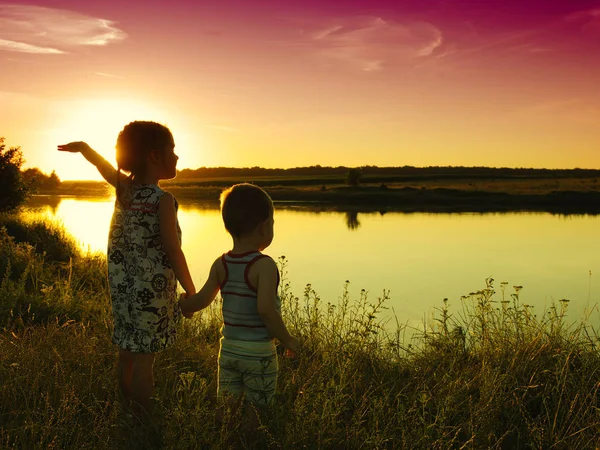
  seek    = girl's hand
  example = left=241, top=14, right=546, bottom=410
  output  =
left=179, top=292, right=194, bottom=319
left=57, top=142, right=92, bottom=153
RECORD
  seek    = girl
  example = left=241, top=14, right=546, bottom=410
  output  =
left=58, top=121, right=195, bottom=415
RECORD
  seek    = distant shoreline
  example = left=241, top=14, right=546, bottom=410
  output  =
left=31, top=179, right=600, bottom=214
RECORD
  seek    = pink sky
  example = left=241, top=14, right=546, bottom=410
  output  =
left=1, top=0, right=600, bottom=180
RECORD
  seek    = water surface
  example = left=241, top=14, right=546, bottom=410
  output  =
left=23, top=196, right=600, bottom=330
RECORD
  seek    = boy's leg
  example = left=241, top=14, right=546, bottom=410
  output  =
left=242, top=354, right=278, bottom=407
left=131, top=352, right=156, bottom=416
left=216, top=353, right=245, bottom=424
left=240, top=354, right=278, bottom=443
left=118, top=349, right=134, bottom=400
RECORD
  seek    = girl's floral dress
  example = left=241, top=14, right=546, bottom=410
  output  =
left=107, top=184, right=181, bottom=353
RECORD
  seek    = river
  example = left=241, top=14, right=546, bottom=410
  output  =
left=22, top=196, right=600, bottom=332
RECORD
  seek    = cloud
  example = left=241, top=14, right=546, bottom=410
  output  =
left=95, top=72, right=125, bottom=79
left=566, top=8, right=600, bottom=35
left=304, top=16, right=443, bottom=72
left=0, top=4, right=126, bottom=54
left=0, top=38, right=63, bottom=54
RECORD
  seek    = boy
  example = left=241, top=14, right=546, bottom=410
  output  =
left=179, top=183, right=300, bottom=430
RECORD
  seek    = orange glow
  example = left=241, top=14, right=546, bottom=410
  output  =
left=49, top=98, right=200, bottom=180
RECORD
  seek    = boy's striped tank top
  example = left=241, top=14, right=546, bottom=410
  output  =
left=220, top=251, right=281, bottom=342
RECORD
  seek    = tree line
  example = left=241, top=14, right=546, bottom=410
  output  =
left=3, top=135, right=600, bottom=212
left=177, top=165, right=600, bottom=180
left=0, top=137, right=61, bottom=212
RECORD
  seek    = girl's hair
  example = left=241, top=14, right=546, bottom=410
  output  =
left=114, top=121, right=173, bottom=202
left=220, top=183, right=273, bottom=238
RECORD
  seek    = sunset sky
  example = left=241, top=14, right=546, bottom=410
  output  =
left=1, top=0, right=600, bottom=180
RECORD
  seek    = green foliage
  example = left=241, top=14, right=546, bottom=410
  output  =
left=1, top=223, right=600, bottom=448
left=22, top=168, right=61, bottom=192
left=0, top=216, right=80, bottom=263
left=0, top=138, right=28, bottom=212
left=0, top=224, right=108, bottom=324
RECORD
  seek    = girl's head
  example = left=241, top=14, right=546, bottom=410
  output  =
left=220, top=183, right=274, bottom=249
left=115, top=121, right=178, bottom=180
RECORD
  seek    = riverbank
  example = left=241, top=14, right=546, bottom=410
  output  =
left=37, top=174, right=600, bottom=214
left=1, top=217, right=599, bottom=448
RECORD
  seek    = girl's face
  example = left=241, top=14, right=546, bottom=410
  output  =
left=160, top=136, right=178, bottom=179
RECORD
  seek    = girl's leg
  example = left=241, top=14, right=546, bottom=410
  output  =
left=131, top=352, right=156, bottom=416
left=118, top=349, right=135, bottom=400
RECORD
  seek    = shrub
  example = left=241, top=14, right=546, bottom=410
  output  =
left=0, top=138, right=28, bottom=212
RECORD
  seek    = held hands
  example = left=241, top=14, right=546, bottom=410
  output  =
left=57, top=141, right=92, bottom=153
left=179, top=292, right=194, bottom=319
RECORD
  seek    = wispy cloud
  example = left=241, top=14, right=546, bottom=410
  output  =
left=295, top=16, right=443, bottom=72
left=95, top=72, right=125, bottom=79
left=0, top=38, right=62, bottom=54
left=0, top=4, right=126, bottom=55
left=567, top=7, right=600, bottom=35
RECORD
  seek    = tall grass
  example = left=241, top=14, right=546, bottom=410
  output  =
left=1, top=219, right=599, bottom=449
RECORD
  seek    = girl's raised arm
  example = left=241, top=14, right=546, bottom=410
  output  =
left=57, top=141, right=119, bottom=187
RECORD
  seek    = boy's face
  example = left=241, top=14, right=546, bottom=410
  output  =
left=259, top=214, right=274, bottom=251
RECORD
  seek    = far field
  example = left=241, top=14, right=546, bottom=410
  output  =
left=38, top=167, right=600, bottom=213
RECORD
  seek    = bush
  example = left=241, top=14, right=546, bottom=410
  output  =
left=0, top=138, right=28, bottom=212
left=0, top=215, right=80, bottom=263
left=0, top=219, right=109, bottom=325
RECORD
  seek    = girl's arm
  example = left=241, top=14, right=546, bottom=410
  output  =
left=255, top=258, right=300, bottom=353
left=57, top=142, right=119, bottom=187
left=158, top=192, right=196, bottom=295
left=179, top=258, right=221, bottom=314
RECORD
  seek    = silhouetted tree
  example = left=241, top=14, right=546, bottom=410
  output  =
left=42, top=170, right=61, bottom=190
left=0, top=137, right=28, bottom=212
left=346, top=168, right=362, bottom=187
left=22, top=167, right=44, bottom=192
left=21, top=167, right=61, bottom=192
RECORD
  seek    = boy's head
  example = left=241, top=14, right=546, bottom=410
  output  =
left=221, top=183, right=274, bottom=242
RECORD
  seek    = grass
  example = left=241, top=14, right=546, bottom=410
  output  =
left=1, top=219, right=600, bottom=448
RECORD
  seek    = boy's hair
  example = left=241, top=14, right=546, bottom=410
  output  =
left=220, top=183, right=274, bottom=238
left=115, top=121, right=173, bottom=176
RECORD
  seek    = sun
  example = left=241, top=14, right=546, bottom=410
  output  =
left=50, top=97, right=198, bottom=181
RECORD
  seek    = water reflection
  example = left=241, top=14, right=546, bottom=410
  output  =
left=21, top=196, right=600, bottom=329
left=345, top=211, right=361, bottom=230
left=25, top=195, right=61, bottom=213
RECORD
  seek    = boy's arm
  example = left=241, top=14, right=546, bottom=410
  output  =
left=57, top=142, right=119, bottom=187
left=179, top=257, right=221, bottom=314
left=158, top=192, right=195, bottom=295
left=256, top=258, right=300, bottom=353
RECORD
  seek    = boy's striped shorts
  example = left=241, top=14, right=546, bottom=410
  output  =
left=218, top=337, right=279, bottom=405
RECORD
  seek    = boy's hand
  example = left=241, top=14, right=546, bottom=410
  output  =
left=57, top=142, right=92, bottom=153
left=179, top=292, right=194, bottom=319
left=285, top=335, right=300, bottom=356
